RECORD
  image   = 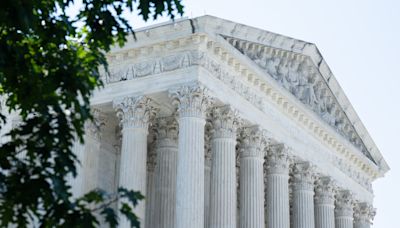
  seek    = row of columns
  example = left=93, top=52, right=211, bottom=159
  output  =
left=111, top=84, right=375, bottom=228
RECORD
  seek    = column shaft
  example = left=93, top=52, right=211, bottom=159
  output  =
left=170, top=84, right=210, bottom=228
left=292, top=163, right=315, bottom=228
left=266, top=144, right=291, bottom=228
left=210, top=138, right=237, bottom=228
left=239, top=126, right=265, bottom=228
left=175, top=117, right=205, bottom=228
left=114, top=96, right=154, bottom=228
left=335, top=190, right=354, bottom=228
left=120, top=128, right=148, bottom=226
left=209, top=106, right=238, bottom=228
left=315, top=177, right=336, bottom=228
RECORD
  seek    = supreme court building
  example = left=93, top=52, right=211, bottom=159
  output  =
left=67, top=16, right=389, bottom=228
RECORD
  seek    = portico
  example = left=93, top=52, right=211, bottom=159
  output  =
left=69, top=16, right=387, bottom=228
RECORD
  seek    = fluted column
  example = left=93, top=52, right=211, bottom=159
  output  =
left=145, top=143, right=156, bottom=228
left=353, top=203, right=375, bottom=228
left=68, top=138, right=85, bottom=198
left=153, top=117, right=178, bottom=228
left=83, top=109, right=106, bottom=194
left=266, top=143, right=291, bottom=228
left=113, top=96, right=156, bottom=228
left=204, top=122, right=212, bottom=228
left=315, top=177, right=336, bottom=228
left=335, top=190, right=354, bottom=228
left=209, top=106, right=239, bottom=228
left=292, top=162, right=316, bottom=228
left=239, top=126, right=266, bottom=228
left=169, top=84, right=211, bottom=228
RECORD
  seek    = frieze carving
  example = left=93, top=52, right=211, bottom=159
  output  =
left=224, top=36, right=372, bottom=161
left=105, top=43, right=375, bottom=192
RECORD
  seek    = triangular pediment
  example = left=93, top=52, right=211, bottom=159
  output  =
left=222, top=35, right=374, bottom=162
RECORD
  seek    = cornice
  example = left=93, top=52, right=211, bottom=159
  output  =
left=102, top=33, right=382, bottom=190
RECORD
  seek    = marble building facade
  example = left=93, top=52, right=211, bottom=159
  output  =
left=67, top=16, right=389, bottom=228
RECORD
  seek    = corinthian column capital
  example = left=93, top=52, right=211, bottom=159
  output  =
left=292, top=162, right=316, bottom=191
left=153, top=116, right=178, bottom=147
left=210, top=105, right=240, bottom=139
left=169, top=84, right=213, bottom=118
left=354, top=202, right=376, bottom=225
left=239, top=126, right=267, bottom=158
left=315, top=176, right=337, bottom=205
left=113, top=96, right=157, bottom=130
left=85, top=108, right=107, bottom=140
left=335, top=190, right=354, bottom=217
left=266, top=143, right=292, bottom=174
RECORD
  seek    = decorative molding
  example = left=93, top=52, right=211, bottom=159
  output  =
left=103, top=34, right=379, bottom=191
left=223, top=36, right=372, bottom=162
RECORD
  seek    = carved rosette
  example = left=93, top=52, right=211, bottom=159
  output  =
left=210, top=105, right=240, bottom=139
left=354, top=202, right=376, bottom=225
left=315, top=176, right=337, bottom=205
left=169, top=84, right=213, bottom=118
left=85, top=108, right=107, bottom=140
left=113, top=96, right=157, bottom=131
left=266, top=143, right=292, bottom=174
left=335, top=190, right=354, bottom=217
left=239, top=126, right=267, bottom=159
left=291, top=162, right=316, bottom=192
left=153, top=116, right=178, bottom=148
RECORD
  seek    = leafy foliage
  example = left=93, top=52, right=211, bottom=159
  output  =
left=0, top=0, right=183, bottom=227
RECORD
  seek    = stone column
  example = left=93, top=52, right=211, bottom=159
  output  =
left=113, top=96, right=155, bottom=228
left=292, top=162, right=316, bottom=228
left=69, top=138, right=85, bottom=198
left=145, top=142, right=157, bottom=228
left=83, top=109, right=106, bottom=193
left=315, top=177, right=336, bottom=228
left=266, top=143, right=291, bottom=228
left=204, top=121, right=212, bottom=228
left=152, top=117, right=178, bottom=228
left=335, top=190, right=354, bottom=228
left=169, top=84, right=211, bottom=228
left=209, top=106, right=239, bottom=228
left=353, top=203, right=375, bottom=228
left=239, top=126, right=266, bottom=228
